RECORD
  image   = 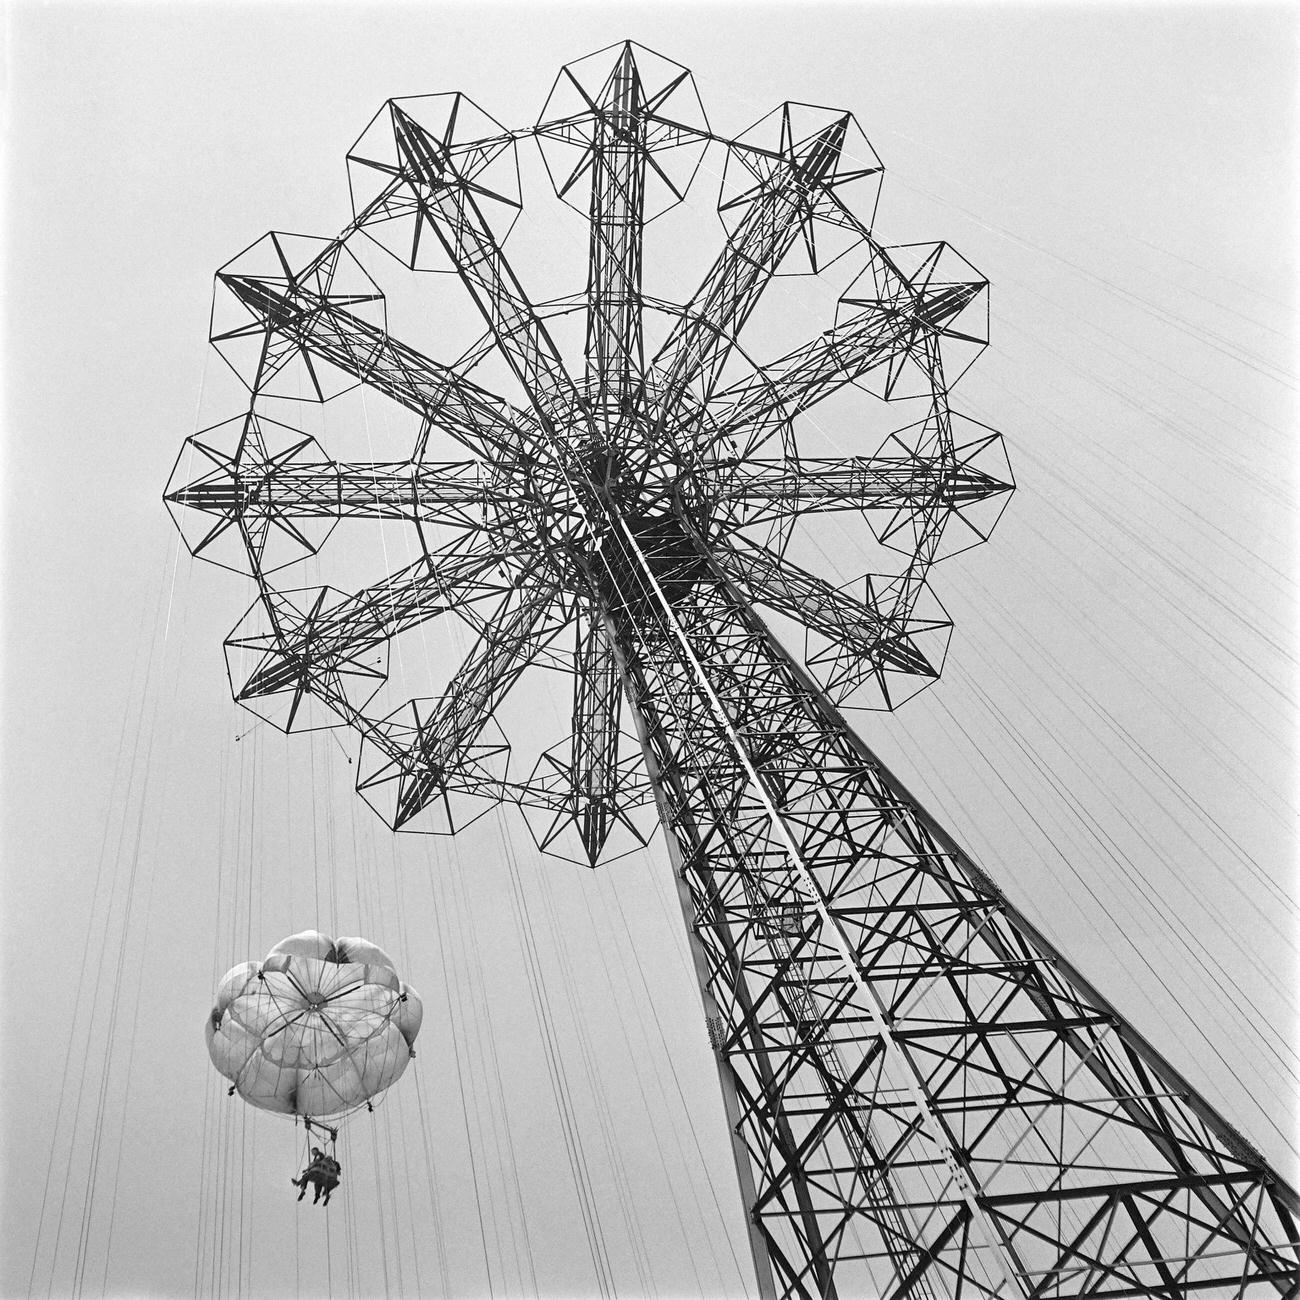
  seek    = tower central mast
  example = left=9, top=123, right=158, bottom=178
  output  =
left=604, top=503, right=1299, bottom=1296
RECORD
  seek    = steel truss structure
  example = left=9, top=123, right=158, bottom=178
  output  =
left=167, top=42, right=1300, bottom=1298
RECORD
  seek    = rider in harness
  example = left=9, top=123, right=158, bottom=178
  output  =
left=291, top=1146, right=342, bottom=1205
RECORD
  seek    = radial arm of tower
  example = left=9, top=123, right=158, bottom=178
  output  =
left=649, top=114, right=853, bottom=423
left=217, top=267, right=526, bottom=460
left=707, top=281, right=984, bottom=452
left=230, top=540, right=519, bottom=697
left=166, top=457, right=489, bottom=528
left=387, top=103, right=588, bottom=432
left=359, top=580, right=573, bottom=829
left=724, top=456, right=1011, bottom=525
left=582, top=42, right=649, bottom=413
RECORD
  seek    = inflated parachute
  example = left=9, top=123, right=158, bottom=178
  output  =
left=206, top=930, right=422, bottom=1118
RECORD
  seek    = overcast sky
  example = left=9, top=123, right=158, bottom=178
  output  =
left=3, top=4, right=1296, bottom=1297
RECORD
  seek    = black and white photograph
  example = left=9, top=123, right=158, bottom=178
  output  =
left=4, top=3, right=1297, bottom=1296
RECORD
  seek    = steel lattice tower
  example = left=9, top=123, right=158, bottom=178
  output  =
left=167, top=43, right=1300, bottom=1299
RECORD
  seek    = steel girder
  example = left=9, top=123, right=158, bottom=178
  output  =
left=605, top=508, right=1300, bottom=1300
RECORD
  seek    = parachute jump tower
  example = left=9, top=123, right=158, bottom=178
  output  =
left=167, top=43, right=1300, bottom=1298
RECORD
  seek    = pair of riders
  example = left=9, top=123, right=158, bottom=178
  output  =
left=292, top=1147, right=342, bottom=1205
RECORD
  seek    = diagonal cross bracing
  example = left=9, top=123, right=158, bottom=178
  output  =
left=603, top=505, right=1300, bottom=1300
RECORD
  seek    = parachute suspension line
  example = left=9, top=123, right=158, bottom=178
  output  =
left=967, top=508, right=1300, bottom=1090
left=378, top=819, right=444, bottom=1294
left=592, top=870, right=750, bottom=1294
left=573, top=863, right=714, bottom=1297
left=995, top=402, right=1296, bottom=802
left=958, top=509, right=1298, bottom=913
left=194, top=649, right=241, bottom=1299
left=492, top=811, right=617, bottom=1299
left=951, top=579, right=1300, bottom=1034
left=447, top=827, right=543, bottom=1295
left=301, top=1107, right=352, bottom=1295
left=970, top=493, right=1297, bottom=833
left=424, top=841, right=497, bottom=1298
left=324, top=1179, right=334, bottom=1300
left=43, top=541, right=181, bottom=1299
left=462, top=832, right=543, bottom=1289
left=96, top=525, right=196, bottom=1289
left=387, top=832, right=434, bottom=1289
left=339, top=795, right=396, bottom=1299
left=348, top=769, right=370, bottom=945
left=284, top=710, right=294, bottom=935
left=360, top=1113, right=394, bottom=1300
left=242, top=1073, right=256, bottom=1297
left=409, top=1070, right=452, bottom=1296
left=424, top=576, right=536, bottom=1293
left=250, top=726, right=264, bottom=1011
left=309, top=722, right=323, bottom=935
left=380, top=1100, right=410, bottom=1299
left=521, top=828, right=660, bottom=1297
left=26, top=553, right=151, bottom=1298
left=378, top=834, right=430, bottom=1292
left=336, top=1127, right=357, bottom=1300
left=95, top=786, right=166, bottom=1296
left=214, top=996, right=247, bottom=1300
left=495, top=810, right=602, bottom=1295
left=217, top=1074, right=244, bottom=1299
left=324, top=730, right=342, bottom=941
left=233, top=714, right=253, bottom=965
left=386, top=1085, right=423, bottom=1297
left=193, top=1063, right=217, bottom=1293
left=376, top=1109, right=400, bottom=1299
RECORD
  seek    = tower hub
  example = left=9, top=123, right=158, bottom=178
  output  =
left=485, top=390, right=716, bottom=592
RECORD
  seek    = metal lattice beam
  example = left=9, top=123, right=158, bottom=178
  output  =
left=604, top=507, right=1300, bottom=1299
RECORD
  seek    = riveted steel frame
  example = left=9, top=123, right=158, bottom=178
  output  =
left=602, top=508, right=1300, bottom=1300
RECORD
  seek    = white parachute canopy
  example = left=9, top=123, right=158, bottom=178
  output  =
left=206, top=930, right=423, bottom=1119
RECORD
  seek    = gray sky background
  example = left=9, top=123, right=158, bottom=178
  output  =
left=3, top=3, right=1296, bottom=1297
